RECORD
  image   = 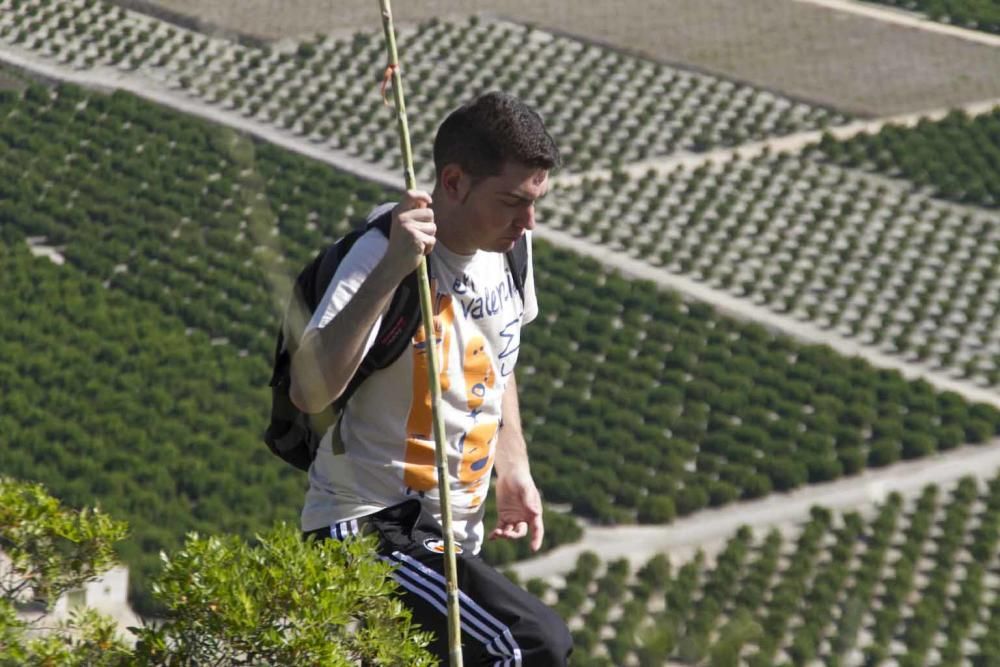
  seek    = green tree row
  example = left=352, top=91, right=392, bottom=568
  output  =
left=522, top=241, right=1000, bottom=522
left=817, top=108, right=1000, bottom=208
left=0, top=239, right=576, bottom=616
left=540, top=474, right=1000, bottom=665
left=865, top=0, right=1000, bottom=34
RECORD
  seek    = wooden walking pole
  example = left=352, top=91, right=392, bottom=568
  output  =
left=376, top=2, right=464, bottom=665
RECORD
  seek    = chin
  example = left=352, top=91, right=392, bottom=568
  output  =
left=493, top=235, right=521, bottom=253
left=492, top=239, right=517, bottom=253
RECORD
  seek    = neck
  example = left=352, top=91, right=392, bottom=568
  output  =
left=431, top=195, right=477, bottom=256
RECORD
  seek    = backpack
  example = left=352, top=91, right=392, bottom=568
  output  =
left=264, top=203, right=530, bottom=471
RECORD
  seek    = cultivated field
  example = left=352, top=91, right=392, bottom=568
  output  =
left=3, top=0, right=999, bottom=656
left=115, top=0, right=1000, bottom=115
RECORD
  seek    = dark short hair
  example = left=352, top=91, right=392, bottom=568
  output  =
left=433, top=91, right=561, bottom=182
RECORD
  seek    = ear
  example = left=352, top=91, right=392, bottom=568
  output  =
left=438, top=163, right=468, bottom=202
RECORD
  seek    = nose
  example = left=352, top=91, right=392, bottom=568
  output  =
left=517, top=204, right=536, bottom=231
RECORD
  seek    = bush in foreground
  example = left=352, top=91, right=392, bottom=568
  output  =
left=0, top=477, right=435, bottom=666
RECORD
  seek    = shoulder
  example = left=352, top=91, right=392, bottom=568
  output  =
left=341, top=203, right=396, bottom=267
left=321, top=227, right=388, bottom=293
left=354, top=226, right=390, bottom=255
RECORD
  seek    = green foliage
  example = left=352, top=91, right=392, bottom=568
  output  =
left=131, top=526, right=435, bottom=666
left=551, top=474, right=1000, bottom=663
left=295, top=41, right=317, bottom=60
left=0, top=478, right=435, bottom=666
left=636, top=554, right=671, bottom=590
left=523, top=240, right=995, bottom=526
left=525, top=577, right=549, bottom=599
left=819, top=108, right=1000, bottom=207
left=634, top=623, right=674, bottom=666
left=0, top=477, right=128, bottom=606
left=0, top=603, right=133, bottom=667
left=637, top=495, right=676, bottom=523
left=1, top=239, right=297, bottom=616
left=0, top=478, right=132, bottom=666
left=866, top=0, right=1000, bottom=34
left=709, top=609, right=762, bottom=667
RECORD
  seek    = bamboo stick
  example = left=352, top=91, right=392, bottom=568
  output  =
left=376, top=2, right=464, bottom=665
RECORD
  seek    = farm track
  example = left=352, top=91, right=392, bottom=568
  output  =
left=510, top=437, right=1000, bottom=581
left=555, top=96, right=1000, bottom=187
left=792, top=0, right=1000, bottom=48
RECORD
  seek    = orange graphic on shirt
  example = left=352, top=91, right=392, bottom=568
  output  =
left=403, top=296, right=502, bottom=495
left=403, top=292, right=454, bottom=491
left=458, top=421, right=498, bottom=488
left=463, top=335, right=495, bottom=411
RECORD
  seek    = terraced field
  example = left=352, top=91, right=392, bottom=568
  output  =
left=103, top=0, right=1000, bottom=115
left=4, top=82, right=997, bottom=615
left=865, top=0, right=1000, bottom=34
left=0, top=1, right=848, bottom=178
left=539, top=144, right=1000, bottom=387
left=0, top=63, right=25, bottom=89
left=537, top=474, right=1000, bottom=665
left=0, top=83, right=581, bottom=610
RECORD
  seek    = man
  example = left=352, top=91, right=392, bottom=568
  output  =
left=290, top=92, right=572, bottom=665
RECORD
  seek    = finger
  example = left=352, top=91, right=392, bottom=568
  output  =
left=413, top=233, right=436, bottom=255
left=404, top=220, right=436, bottom=235
left=498, top=522, right=525, bottom=539
left=529, top=514, right=545, bottom=552
left=405, top=189, right=433, bottom=208
left=401, top=207, right=435, bottom=223
left=492, top=523, right=517, bottom=540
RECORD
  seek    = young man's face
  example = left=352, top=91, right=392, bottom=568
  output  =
left=458, top=162, right=549, bottom=253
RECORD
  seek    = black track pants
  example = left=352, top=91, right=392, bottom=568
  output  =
left=303, top=499, right=573, bottom=666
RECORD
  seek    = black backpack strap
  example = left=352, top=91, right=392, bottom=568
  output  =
left=505, top=234, right=529, bottom=303
left=333, top=206, right=427, bottom=411
left=265, top=324, right=319, bottom=471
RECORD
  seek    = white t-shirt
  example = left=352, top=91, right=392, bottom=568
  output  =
left=300, top=208, right=538, bottom=554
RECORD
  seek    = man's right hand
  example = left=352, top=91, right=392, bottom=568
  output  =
left=382, top=190, right=435, bottom=282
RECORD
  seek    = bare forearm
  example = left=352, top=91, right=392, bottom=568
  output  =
left=496, top=373, right=531, bottom=477
left=289, top=261, right=401, bottom=413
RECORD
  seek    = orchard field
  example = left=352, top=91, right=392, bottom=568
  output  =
left=2, top=0, right=1000, bottom=661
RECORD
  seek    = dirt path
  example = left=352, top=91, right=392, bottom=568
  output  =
left=531, top=221, right=1000, bottom=410
left=511, top=438, right=1000, bottom=580
left=791, top=0, right=1000, bottom=48
left=556, top=96, right=1000, bottom=186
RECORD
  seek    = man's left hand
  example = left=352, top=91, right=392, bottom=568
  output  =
left=489, top=470, right=544, bottom=552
